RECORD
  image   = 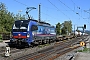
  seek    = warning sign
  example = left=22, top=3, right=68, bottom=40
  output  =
left=80, top=41, right=85, bottom=46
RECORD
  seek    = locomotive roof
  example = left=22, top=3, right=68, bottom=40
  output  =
left=15, top=19, right=51, bottom=26
left=30, top=19, right=51, bottom=26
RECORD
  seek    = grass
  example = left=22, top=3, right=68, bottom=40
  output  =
left=38, top=44, right=50, bottom=48
left=0, top=40, right=3, bottom=42
left=0, top=35, right=3, bottom=42
left=78, top=47, right=90, bottom=52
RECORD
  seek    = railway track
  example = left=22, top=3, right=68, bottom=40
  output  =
left=0, top=47, right=31, bottom=57
left=0, top=35, right=88, bottom=60
left=13, top=35, right=88, bottom=60
left=0, top=48, right=18, bottom=54
left=0, top=35, right=75, bottom=55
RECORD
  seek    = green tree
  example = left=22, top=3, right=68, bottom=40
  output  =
left=0, top=2, right=14, bottom=32
left=61, top=26, right=67, bottom=34
left=61, top=20, right=72, bottom=35
left=14, top=13, right=26, bottom=20
left=56, top=22, right=61, bottom=35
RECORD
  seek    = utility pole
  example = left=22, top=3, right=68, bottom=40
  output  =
left=38, top=4, right=41, bottom=22
left=74, top=25, right=75, bottom=36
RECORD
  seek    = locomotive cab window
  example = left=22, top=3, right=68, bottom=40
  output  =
left=13, top=20, right=29, bottom=32
left=31, top=25, right=38, bottom=31
left=15, top=20, right=28, bottom=29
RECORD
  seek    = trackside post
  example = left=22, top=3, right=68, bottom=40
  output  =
left=5, top=45, right=10, bottom=57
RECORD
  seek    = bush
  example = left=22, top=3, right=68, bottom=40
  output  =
left=0, top=35, right=3, bottom=42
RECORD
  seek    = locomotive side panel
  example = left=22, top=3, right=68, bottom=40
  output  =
left=32, top=25, right=56, bottom=44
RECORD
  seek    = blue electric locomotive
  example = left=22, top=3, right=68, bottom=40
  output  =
left=9, top=19, right=56, bottom=47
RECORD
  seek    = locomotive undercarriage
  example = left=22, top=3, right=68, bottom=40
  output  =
left=9, top=36, right=56, bottom=47
left=33, top=36, right=56, bottom=45
left=9, top=38, right=29, bottom=47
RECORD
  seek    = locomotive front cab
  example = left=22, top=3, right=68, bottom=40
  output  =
left=10, top=20, right=38, bottom=47
left=10, top=20, right=30, bottom=46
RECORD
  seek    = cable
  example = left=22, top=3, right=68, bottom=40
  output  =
left=58, top=0, right=82, bottom=18
left=13, top=0, right=59, bottom=21
left=71, top=0, right=76, bottom=10
left=13, top=0, right=27, bottom=6
left=58, top=0, right=75, bottom=13
left=41, top=11, right=59, bottom=20
left=47, top=0, right=71, bottom=20
left=71, top=0, right=90, bottom=26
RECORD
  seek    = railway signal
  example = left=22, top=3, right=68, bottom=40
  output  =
left=84, top=24, right=86, bottom=29
left=80, top=41, right=85, bottom=46
left=80, top=41, right=85, bottom=52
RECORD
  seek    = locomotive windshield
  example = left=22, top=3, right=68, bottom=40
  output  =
left=13, top=20, right=29, bottom=32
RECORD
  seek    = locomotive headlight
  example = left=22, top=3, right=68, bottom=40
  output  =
left=27, top=33, right=30, bottom=38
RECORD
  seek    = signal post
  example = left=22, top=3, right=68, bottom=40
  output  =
left=80, top=41, right=85, bottom=51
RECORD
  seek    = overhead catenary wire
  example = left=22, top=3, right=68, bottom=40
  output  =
left=58, top=0, right=90, bottom=28
left=13, top=0, right=61, bottom=22
left=13, top=0, right=27, bottom=6
left=43, top=4, right=73, bottom=11
left=70, top=0, right=86, bottom=18
left=41, top=11, right=59, bottom=20
left=58, top=0, right=75, bottom=13
left=71, top=0, right=80, bottom=11
left=58, top=0, right=82, bottom=18
left=47, top=0, right=71, bottom=20
left=11, top=0, right=90, bottom=30
left=13, top=0, right=29, bottom=18
left=71, top=0, right=76, bottom=10
left=13, top=0, right=88, bottom=26
left=71, top=0, right=90, bottom=26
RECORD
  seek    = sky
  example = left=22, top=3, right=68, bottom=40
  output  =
left=0, top=0, right=90, bottom=30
